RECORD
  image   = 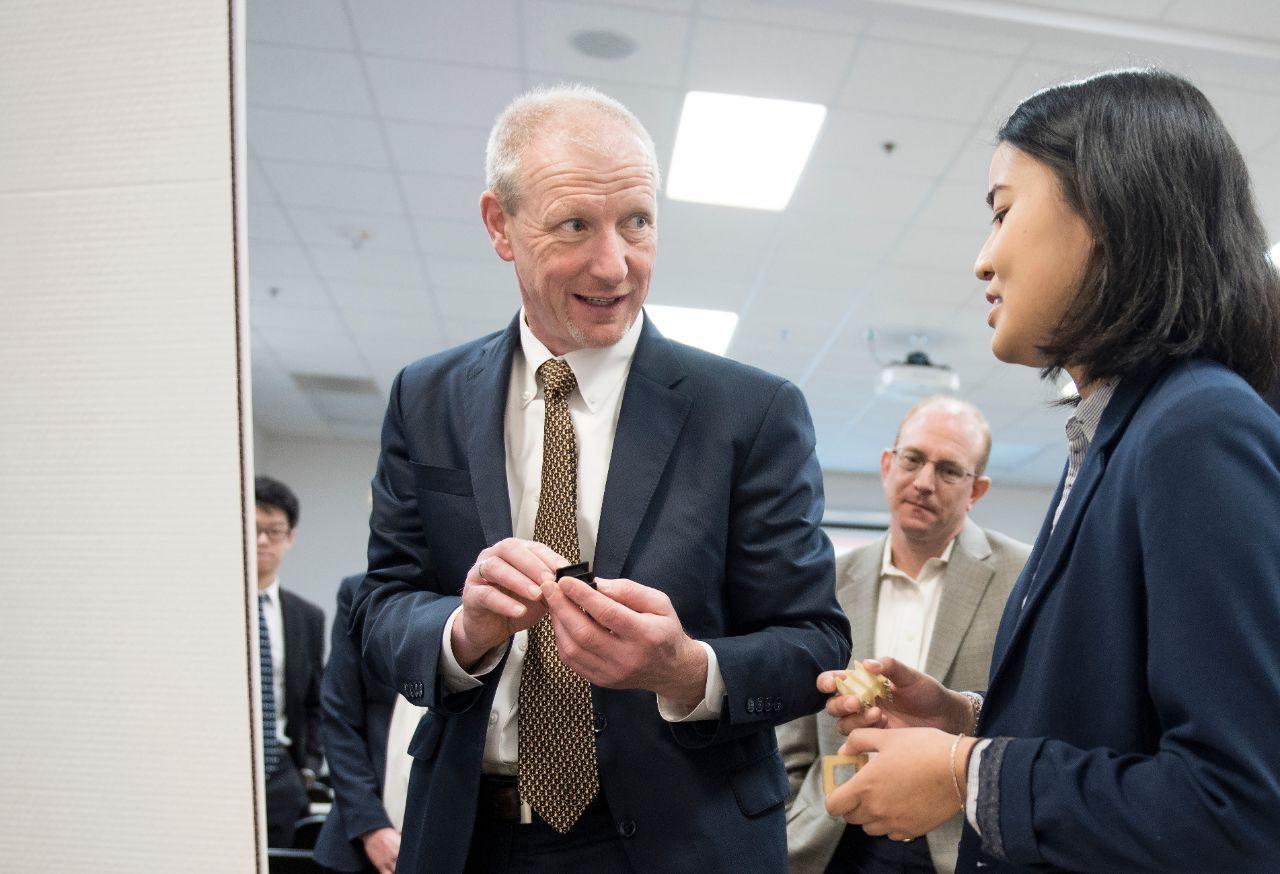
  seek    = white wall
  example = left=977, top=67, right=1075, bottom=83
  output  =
left=249, top=431, right=1055, bottom=633
left=0, top=2, right=259, bottom=871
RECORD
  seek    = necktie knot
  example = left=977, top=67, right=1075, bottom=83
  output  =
left=538, top=358, right=577, bottom=401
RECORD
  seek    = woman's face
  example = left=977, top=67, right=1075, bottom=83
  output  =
left=974, top=143, right=1095, bottom=369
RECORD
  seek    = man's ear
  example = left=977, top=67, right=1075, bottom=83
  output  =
left=969, top=475, right=992, bottom=507
left=480, top=191, right=515, bottom=262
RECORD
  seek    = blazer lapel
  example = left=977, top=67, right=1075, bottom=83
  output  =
left=986, top=367, right=1165, bottom=694
left=839, top=538, right=883, bottom=662
left=924, top=521, right=994, bottom=682
left=593, top=317, right=692, bottom=579
left=464, top=316, right=519, bottom=547
left=279, top=590, right=301, bottom=728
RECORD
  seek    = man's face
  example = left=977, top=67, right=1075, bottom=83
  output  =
left=880, top=406, right=990, bottom=546
left=255, top=505, right=294, bottom=588
left=482, top=119, right=657, bottom=356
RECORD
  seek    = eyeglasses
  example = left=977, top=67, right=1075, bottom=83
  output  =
left=257, top=526, right=291, bottom=543
left=891, top=449, right=977, bottom=486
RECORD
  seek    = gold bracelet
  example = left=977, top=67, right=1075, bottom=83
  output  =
left=949, top=733, right=966, bottom=812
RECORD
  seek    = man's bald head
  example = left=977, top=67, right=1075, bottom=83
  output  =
left=894, top=396, right=992, bottom=475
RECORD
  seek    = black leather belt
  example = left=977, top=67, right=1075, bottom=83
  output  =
left=478, top=774, right=522, bottom=822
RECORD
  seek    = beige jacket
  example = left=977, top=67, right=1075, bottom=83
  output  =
left=777, top=520, right=1030, bottom=874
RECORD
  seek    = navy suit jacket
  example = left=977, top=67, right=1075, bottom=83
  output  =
left=279, top=588, right=325, bottom=776
left=315, top=574, right=398, bottom=873
left=350, top=314, right=850, bottom=874
left=957, top=360, right=1280, bottom=873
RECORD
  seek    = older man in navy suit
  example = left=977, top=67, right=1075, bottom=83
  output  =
left=349, top=84, right=850, bottom=874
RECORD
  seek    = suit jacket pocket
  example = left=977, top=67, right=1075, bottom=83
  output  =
left=407, top=711, right=443, bottom=761
left=730, top=750, right=789, bottom=817
left=410, top=461, right=473, bottom=497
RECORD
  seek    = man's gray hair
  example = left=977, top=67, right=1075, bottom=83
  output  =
left=485, top=83, right=660, bottom=213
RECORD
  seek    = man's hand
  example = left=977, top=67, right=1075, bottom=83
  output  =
left=360, top=826, right=400, bottom=874
left=542, top=576, right=707, bottom=709
left=824, top=727, right=976, bottom=842
left=819, top=658, right=974, bottom=736
left=451, top=538, right=566, bottom=670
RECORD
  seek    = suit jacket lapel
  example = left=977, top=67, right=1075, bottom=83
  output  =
left=465, top=316, right=519, bottom=547
left=279, top=590, right=300, bottom=728
left=986, top=367, right=1165, bottom=695
left=924, top=520, right=994, bottom=682
left=594, top=317, right=692, bottom=579
left=839, top=537, right=883, bottom=663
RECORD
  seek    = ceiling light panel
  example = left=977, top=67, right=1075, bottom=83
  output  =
left=666, top=91, right=827, bottom=211
left=645, top=304, right=739, bottom=356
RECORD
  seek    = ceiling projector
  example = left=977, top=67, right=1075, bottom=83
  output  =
left=877, top=350, right=960, bottom=397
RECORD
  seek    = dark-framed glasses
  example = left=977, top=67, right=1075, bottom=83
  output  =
left=891, top=449, right=976, bottom=486
left=257, top=525, right=291, bottom=543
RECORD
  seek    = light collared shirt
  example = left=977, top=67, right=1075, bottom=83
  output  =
left=440, top=310, right=725, bottom=774
left=874, top=537, right=956, bottom=672
left=258, top=579, right=290, bottom=747
left=966, top=380, right=1118, bottom=839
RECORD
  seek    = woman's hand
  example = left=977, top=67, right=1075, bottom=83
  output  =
left=818, top=658, right=975, bottom=736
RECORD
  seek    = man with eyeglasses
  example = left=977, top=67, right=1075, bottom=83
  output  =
left=778, top=398, right=1029, bottom=874
left=254, top=475, right=326, bottom=848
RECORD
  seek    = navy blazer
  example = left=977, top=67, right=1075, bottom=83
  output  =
left=351, top=314, right=850, bottom=874
left=957, top=360, right=1280, bottom=873
left=279, top=588, right=325, bottom=776
left=314, top=574, right=399, bottom=873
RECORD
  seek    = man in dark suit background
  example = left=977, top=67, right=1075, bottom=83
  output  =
left=314, top=573, right=416, bottom=874
left=254, top=476, right=325, bottom=848
left=349, top=84, right=850, bottom=873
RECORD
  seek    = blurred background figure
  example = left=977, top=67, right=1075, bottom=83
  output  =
left=314, top=573, right=425, bottom=874
left=256, top=475, right=327, bottom=848
left=780, top=397, right=1028, bottom=874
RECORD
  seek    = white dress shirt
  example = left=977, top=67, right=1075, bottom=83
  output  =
left=258, top=580, right=290, bottom=747
left=382, top=695, right=428, bottom=832
left=439, top=310, right=725, bottom=774
left=874, top=538, right=955, bottom=672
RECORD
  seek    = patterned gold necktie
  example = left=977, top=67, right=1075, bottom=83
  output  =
left=517, top=357, right=599, bottom=833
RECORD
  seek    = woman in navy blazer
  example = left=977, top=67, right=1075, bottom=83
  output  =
left=822, top=69, right=1280, bottom=872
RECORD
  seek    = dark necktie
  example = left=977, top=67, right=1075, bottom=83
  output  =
left=258, top=594, right=282, bottom=777
left=517, top=358, right=600, bottom=833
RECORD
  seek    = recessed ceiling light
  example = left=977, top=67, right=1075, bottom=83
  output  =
left=666, top=91, right=826, bottom=211
left=645, top=304, right=739, bottom=356
left=570, top=29, right=636, bottom=60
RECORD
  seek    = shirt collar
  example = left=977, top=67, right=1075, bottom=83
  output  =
left=259, top=579, right=281, bottom=605
left=515, top=308, right=644, bottom=413
left=881, top=536, right=956, bottom=582
left=1066, top=378, right=1118, bottom=448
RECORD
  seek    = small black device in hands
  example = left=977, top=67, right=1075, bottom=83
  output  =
left=554, top=562, right=596, bottom=588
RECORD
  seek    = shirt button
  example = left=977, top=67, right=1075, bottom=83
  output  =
left=489, top=710, right=498, bottom=727
left=593, top=712, right=607, bottom=735
left=522, top=390, right=533, bottom=401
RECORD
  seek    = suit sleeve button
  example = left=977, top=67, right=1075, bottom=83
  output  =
left=617, top=819, right=636, bottom=838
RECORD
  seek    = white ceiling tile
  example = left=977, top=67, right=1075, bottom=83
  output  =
left=758, top=248, right=881, bottom=296
left=309, top=246, right=426, bottom=287
left=248, top=0, right=353, bottom=50
left=248, top=204, right=297, bottom=244
left=416, top=219, right=496, bottom=262
left=248, top=158, right=279, bottom=204
left=1194, top=83, right=1280, bottom=153
left=251, top=300, right=345, bottom=335
left=914, top=180, right=986, bottom=232
left=401, top=173, right=486, bottom=221
left=1017, top=0, right=1170, bottom=19
left=249, top=273, right=331, bottom=310
left=685, top=18, right=857, bottom=102
left=365, top=57, right=522, bottom=125
left=287, top=209, right=418, bottom=252
left=1162, top=0, right=1280, bottom=42
left=644, top=276, right=751, bottom=312
left=265, top=329, right=370, bottom=376
left=331, top=281, right=438, bottom=317
left=889, top=224, right=988, bottom=278
left=436, top=284, right=516, bottom=322
left=524, top=0, right=692, bottom=88
left=808, top=110, right=974, bottom=179
left=263, top=161, right=404, bottom=213
left=249, top=44, right=374, bottom=115
left=598, top=0, right=696, bottom=11
left=249, top=107, right=389, bottom=167
left=788, top=168, right=938, bottom=228
left=983, top=59, right=1083, bottom=131
left=348, top=0, right=522, bottom=64
left=384, top=122, right=488, bottom=175
left=838, top=39, right=1018, bottom=123
left=429, top=257, right=518, bottom=293
left=249, top=240, right=313, bottom=277
left=872, top=263, right=975, bottom=306
left=946, top=136, right=1000, bottom=185
left=863, top=6, right=1031, bottom=54
left=696, top=0, right=864, bottom=33
left=343, top=307, right=440, bottom=344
